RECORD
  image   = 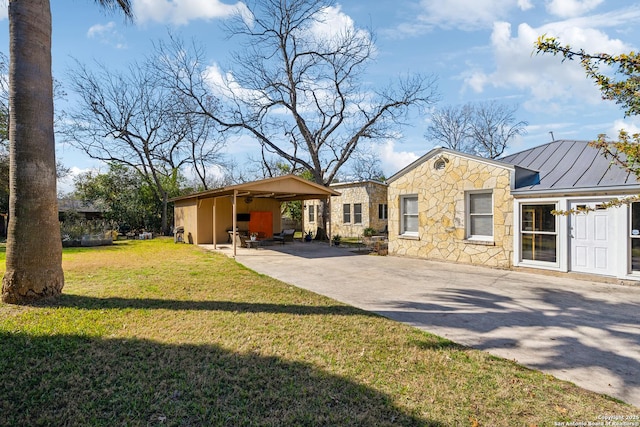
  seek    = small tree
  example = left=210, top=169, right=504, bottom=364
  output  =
left=73, top=163, right=174, bottom=232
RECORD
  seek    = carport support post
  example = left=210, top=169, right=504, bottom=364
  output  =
left=232, top=190, right=237, bottom=257
left=213, top=197, right=217, bottom=250
left=327, top=196, right=332, bottom=247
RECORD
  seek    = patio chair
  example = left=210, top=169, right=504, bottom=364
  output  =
left=273, top=228, right=295, bottom=244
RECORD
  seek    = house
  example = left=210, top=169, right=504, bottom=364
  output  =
left=170, top=175, right=339, bottom=255
left=58, top=198, right=104, bottom=221
left=305, top=180, right=388, bottom=238
left=387, top=140, right=640, bottom=281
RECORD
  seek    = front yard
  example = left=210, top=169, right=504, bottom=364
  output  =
left=0, top=239, right=635, bottom=426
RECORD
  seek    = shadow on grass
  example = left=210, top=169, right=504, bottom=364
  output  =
left=35, top=294, right=381, bottom=317
left=62, top=241, right=130, bottom=254
left=0, top=331, right=441, bottom=426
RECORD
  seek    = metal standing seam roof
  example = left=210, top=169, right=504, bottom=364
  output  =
left=500, top=139, right=640, bottom=194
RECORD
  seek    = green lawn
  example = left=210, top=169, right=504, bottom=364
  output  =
left=0, top=239, right=635, bottom=426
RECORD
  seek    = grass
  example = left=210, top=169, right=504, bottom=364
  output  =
left=0, top=238, right=636, bottom=426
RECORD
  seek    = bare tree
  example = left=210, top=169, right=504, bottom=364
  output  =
left=154, top=0, right=437, bottom=234
left=349, top=149, right=385, bottom=181
left=425, top=101, right=527, bottom=159
left=63, top=60, right=226, bottom=234
left=425, top=104, right=473, bottom=152
left=469, top=101, right=527, bottom=159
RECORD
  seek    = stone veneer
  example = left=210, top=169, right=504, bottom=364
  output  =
left=388, top=153, right=513, bottom=268
left=306, top=181, right=388, bottom=238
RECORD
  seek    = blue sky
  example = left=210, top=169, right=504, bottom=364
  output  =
left=1, top=0, right=640, bottom=192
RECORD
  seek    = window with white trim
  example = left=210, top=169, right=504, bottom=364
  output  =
left=343, top=204, right=351, bottom=223
left=308, top=204, right=315, bottom=223
left=354, top=203, right=362, bottom=224
left=378, top=204, right=388, bottom=220
left=400, top=195, right=418, bottom=235
left=521, top=203, right=557, bottom=263
left=631, top=203, right=640, bottom=272
left=467, top=192, right=493, bottom=239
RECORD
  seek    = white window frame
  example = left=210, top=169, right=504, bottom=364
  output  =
left=400, top=195, right=419, bottom=237
left=308, top=204, right=315, bottom=223
left=520, top=202, right=558, bottom=265
left=343, top=204, right=351, bottom=224
left=354, top=203, right=362, bottom=224
left=466, top=191, right=493, bottom=241
left=630, top=202, right=640, bottom=273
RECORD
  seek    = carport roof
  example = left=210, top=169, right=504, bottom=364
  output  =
left=170, top=174, right=340, bottom=203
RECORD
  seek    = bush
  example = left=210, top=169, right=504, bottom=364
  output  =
left=363, top=227, right=376, bottom=237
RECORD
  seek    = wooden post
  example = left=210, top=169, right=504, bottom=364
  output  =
left=213, top=197, right=217, bottom=250
left=232, top=190, right=237, bottom=257
left=327, top=196, right=332, bottom=247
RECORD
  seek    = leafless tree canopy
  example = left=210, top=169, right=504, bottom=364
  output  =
left=426, top=101, right=527, bottom=159
left=63, top=59, right=227, bottom=233
left=154, top=0, right=438, bottom=186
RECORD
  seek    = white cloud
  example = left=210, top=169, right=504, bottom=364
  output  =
left=0, top=1, right=6, bottom=21
left=132, top=0, right=249, bottom=26
left=87, top=21, right=115, bottom=38
left=306, top=5, right=372, bottom=50
left=402, top=0, right=529, bottom=33
left=546, top=0, right=604, bottom=19
left=607, top=119, right=640, bottom=140
left=57, top=166, right=96, bottom=195
left=518, top=0, right=534, bottom=11
left=376, top=140, right=420, bottom=177
left=461, top=15, right=636, bottom=114
left=87, top=21, right=127, bottom=49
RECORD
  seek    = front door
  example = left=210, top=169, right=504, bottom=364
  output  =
left=569, top=201, right=615, bottom=275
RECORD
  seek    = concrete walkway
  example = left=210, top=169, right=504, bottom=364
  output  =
left=203, top=241, right=640, bottom=407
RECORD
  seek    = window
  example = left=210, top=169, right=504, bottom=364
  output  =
left=521, top=204, right=557, bottom=263
left=378, top=204, right=388, bottom=220
left=401, top=195, right=418, bottom=235
left=467, top=192, right=493, bottom=239
left=343, top=204, right=351, bottom=223
left=631, top=203, right=640, bottom=271
left=308, top=204, right=315, bottom=222
left=354, top=204, right=362, bottom=224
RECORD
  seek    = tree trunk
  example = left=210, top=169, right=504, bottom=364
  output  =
left=2, top=0, right=64, bottom=304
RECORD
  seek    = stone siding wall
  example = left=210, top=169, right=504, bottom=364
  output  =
left=388, top=154, right=513, bottom=268
left=305, top=181, right=388, bottom=238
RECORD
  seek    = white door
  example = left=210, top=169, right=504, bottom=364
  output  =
left=569, top=201, right=615, bottom=275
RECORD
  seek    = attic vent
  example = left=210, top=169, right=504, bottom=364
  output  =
left=434, top=157, right=448, bottom=170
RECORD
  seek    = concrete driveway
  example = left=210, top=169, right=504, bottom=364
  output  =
left=205, top=241, right=640, bottom=407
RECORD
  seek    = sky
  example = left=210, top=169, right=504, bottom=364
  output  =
left=1, top=0, right=640, bottom=193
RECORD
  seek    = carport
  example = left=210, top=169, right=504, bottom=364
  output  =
left=171, top=175, right=340, bottom=256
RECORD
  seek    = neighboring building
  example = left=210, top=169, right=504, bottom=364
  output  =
left=387, top=140, right=640, bottom=281
left=58, top=198, right=104, bottom=221
left=306, top=180, right=388, bottom=238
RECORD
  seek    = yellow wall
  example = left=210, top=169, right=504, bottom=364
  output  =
left=388, top=153, right=513, bottom=268
left=174, top=196, right=282, bottom=245
left=174, top=200, right=198, bottom=244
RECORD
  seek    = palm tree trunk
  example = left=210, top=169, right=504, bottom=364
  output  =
left=2, top=0, right=64, bottom=303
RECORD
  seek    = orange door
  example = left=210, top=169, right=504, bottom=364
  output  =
left=249, top=211, right=273, bottom=238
